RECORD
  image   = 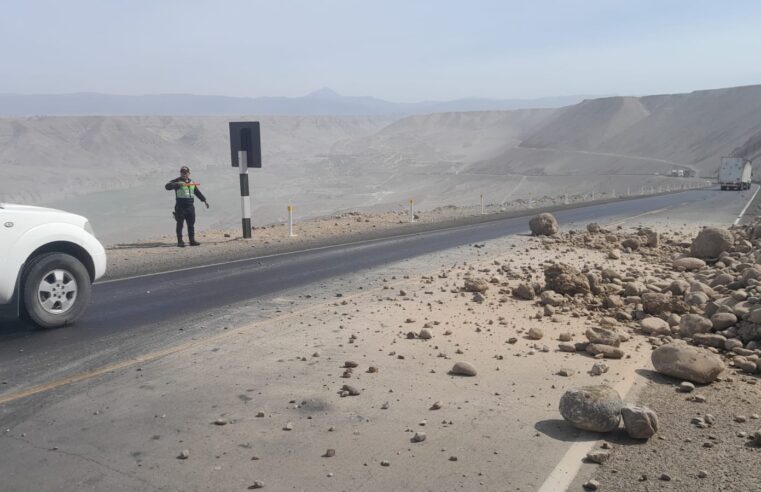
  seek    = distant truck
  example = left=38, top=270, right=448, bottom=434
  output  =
left=719, top=157, right=752, bottom=190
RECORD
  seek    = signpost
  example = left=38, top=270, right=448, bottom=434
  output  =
left=229, top=122, right=262, bottom=239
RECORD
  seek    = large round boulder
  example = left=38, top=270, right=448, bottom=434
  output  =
left=544, top=263, right=590, bottom=296
left=651, top=343, right=725, bottom=384
left=559, top=385, right=623, bottom=432
left=529, top=213, right=559, bottom=236
left=690, top=227, right=734, bottom=259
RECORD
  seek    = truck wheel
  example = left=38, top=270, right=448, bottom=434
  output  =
left=22, top=253, right=92, bottom=328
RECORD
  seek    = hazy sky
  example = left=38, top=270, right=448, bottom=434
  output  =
left=1, top=0, right=759, bottom=101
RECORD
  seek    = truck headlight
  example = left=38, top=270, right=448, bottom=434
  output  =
left=84, top=221, right=95, bottom=236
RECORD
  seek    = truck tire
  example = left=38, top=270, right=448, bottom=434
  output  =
left=22, top=253, right=92, bottom=328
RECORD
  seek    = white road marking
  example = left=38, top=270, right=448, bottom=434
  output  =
left=733, top=185, right=760, bottom=225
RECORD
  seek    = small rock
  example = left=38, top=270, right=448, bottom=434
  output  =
left=430, top=401, right=443, bottom=410
left=591, top=361, right=609, bottom=376
left=678, top=381, right=695, bottom=393
left=621, top=405, right=659, bottom=439
left=248, top=481, right=264, bottom=489
left=528, top=327, right=544, bottom=340
left=177, top=449, right=190, bottom=460
left=583, top=479, right=600, bottom=490
left=586, top=451, right=610, bottom=464
left=323, top=449, right=336, bottom=458
left=419, top=328, right=433, bottom=340
left=411, top=432, right=427, bottom=443
left=341, top=384, right=360, bottom=396
left=450, top=361, right=477, bottom=377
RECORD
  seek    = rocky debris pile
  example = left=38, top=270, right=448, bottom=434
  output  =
left=516, top=216, right=761, bottom=379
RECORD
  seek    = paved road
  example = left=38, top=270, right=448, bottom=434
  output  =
left=0, top=187, right=753, bottom=403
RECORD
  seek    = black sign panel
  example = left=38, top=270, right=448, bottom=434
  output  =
left=229, top=122, right=262, bottom=168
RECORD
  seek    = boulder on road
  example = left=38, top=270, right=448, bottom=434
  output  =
left=651, top=343, right=725, bottom=384
left=529, top=213, right=559, bottom=236
left=691, top=227, right=734, bottom=259
left=559, top=385, right=623, bottom=432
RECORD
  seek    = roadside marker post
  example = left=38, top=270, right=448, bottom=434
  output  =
left=288, top=205, right=296, bottom=237
left=409, top=199, right=415, bottom=222
left=480, top=194, right=484, bottom=215
left=229, top=122, right=262, bottom=239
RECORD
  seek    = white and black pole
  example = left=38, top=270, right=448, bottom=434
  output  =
left=239, top=150, right=251, bottom=238
left=229, top=122, right=262, bottom=240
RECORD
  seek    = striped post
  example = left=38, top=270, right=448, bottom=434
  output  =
left=288, top=205, right=296, bottom=237
left=238, top=150, right=251, bottom=238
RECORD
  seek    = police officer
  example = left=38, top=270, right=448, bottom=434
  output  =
left=165, top=166, right=209, bottom=247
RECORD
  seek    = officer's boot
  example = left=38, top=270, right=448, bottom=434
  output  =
left=189, top=234, right=200, bottom=246
left=177, top=235, right=186, bottom=247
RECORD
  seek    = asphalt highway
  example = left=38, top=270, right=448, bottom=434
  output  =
left=0, top=187, right=752, bottom=402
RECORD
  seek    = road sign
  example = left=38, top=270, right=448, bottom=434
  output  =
left=229, top=122, right=262, bottom=168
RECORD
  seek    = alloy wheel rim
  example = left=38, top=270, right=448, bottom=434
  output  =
left=37, top=269, right=78, bottom=315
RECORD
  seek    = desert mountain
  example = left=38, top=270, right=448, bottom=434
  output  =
left=0, top=89, right=594, bottom=117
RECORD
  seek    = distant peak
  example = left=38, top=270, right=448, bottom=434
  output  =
left=306, top=87, right=341, bottom=99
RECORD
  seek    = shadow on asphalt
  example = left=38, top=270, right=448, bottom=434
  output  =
left=0, top=317, right=50, bottom=337
left=534, top=419, right=642, bottom=444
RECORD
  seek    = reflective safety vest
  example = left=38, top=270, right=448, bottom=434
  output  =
left=175, top=181, right=199, bottom=200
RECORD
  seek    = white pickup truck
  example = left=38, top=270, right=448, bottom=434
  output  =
left=0, top=204, right=106, bottom=328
